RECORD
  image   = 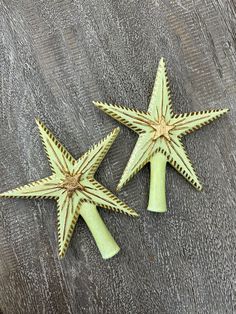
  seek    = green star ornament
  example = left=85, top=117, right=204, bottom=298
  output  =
left=0, top=119, right=138, bottom=259
left=94, top=58, right=229, bottom=213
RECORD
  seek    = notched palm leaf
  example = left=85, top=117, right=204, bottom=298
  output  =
left=0, top=175, right=60, bottom=199
left=171, top=109, right=229, bottom=136
left=148, top=57, right=173, bottom=122
left=94, top=102, right=151, bottom=134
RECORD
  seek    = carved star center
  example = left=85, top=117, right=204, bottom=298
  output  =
left=151, top=117, right=175, bottom=141
left=60, top=173, right=84, bottom=196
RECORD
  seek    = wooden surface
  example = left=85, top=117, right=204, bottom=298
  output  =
left=0, top=0, right=235, bottom=313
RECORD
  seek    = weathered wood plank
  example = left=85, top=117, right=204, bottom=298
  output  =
left=0, top=0, right=235, bottom=313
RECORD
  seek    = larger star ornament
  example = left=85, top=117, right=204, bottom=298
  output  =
left=94, top=58, right=229, bottom=213
left=0, top=119, right=138, bottom=259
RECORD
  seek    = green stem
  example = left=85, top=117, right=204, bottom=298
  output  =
left=147, top=152, right=167, bottom=213
left=80, top=202, right=120, bottom=259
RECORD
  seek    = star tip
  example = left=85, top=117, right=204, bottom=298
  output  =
left=0, top=190, right=14, bottom=198
left=113, top=127, right=120, bottom=134
left=35, top=117, right=40, bottom=124
left=35, top=117, right=44, bottom=127
left=159, top=57, right=166, bottom=65
left=58, top=250, right=65, bottom=259
left=218, top=108, right=229, bottom=115
left=94, top=101, right=104, bottom=108
left=116, top=185, right=122, bottom=192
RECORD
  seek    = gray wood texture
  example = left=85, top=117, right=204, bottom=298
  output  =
left=0, top=0, right=235, bottom=313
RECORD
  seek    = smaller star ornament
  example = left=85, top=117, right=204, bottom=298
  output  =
left=0, top=119, right=138, bottom=259
left=94, top=58, right=229, bottom=213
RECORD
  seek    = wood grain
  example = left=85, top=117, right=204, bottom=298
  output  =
left=0, top=0, right=235, bottom=313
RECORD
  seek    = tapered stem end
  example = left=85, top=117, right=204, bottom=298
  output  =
left=102, top=245, right=120, bottom=260
left=147, top=206, right=167, bottom=213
